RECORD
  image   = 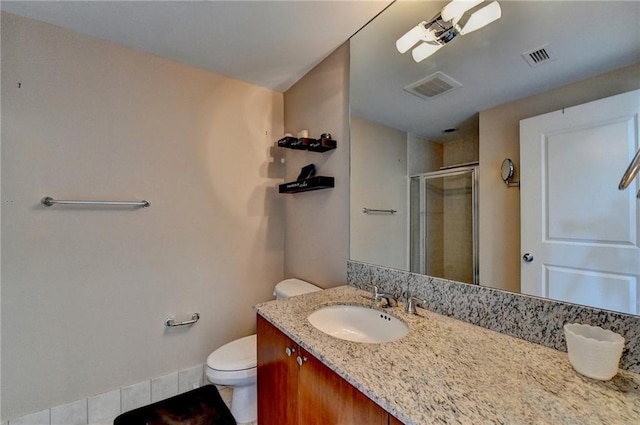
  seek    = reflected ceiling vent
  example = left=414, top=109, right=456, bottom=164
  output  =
left=522, top=45, right=555, bottom=67
left=404, top=71, right=462, bottom=101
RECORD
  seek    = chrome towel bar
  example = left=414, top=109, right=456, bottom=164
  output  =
left=619, top=148, right=640, bottom=198
left=362, top=207, right=397, bottom=214
left=165, top=313, right=200, bottom=328
left=42, top=197, right=150, bottom=208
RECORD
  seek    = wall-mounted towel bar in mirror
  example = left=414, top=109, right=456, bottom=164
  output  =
left=362, top=208, right=397, bottom=214
left=42, top=197, right=150, bottom=208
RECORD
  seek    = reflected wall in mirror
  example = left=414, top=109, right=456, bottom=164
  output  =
left=349, top=0, right=640, bottom=315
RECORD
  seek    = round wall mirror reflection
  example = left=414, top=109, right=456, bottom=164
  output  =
left=501, top=159, right=519, bottom=187
left=501, top=158, right=514, bottom=183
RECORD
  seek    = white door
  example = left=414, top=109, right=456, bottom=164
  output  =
left=520, top=89, right=640, bottom=314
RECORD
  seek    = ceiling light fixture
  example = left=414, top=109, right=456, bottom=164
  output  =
left=396, top=0, right=502, bottom=63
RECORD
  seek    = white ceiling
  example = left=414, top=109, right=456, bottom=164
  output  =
left=351, top=0, right=640, bottom=140
left=3, top=0, right=638, bottom=139
left=0, top=0, right=392, bottom=92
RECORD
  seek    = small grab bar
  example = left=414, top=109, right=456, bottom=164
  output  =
left=42, top=197, right=150, bottom=208
left=165, top=313, right=200, bottom=328
left=362, top=208, right=397, bottom=214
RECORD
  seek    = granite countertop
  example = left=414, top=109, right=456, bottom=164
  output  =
left=254, top=285, right=640, bottom=425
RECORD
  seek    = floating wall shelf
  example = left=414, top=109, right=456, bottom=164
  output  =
left=279, top=176, right=335, bottom=194
left=277, top=136, right=336, bottom=152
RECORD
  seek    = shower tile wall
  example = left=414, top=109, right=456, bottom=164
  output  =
left=442, top=135, right=477, bottom=284
left=425, top=180, right=444, bottom=277
left=443, top=173, right=473, bottom=283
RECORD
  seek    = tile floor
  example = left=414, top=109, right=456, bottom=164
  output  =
left=217, top=386, right=257, bottom=425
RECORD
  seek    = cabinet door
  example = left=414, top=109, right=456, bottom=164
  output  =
left=389, top=415, right=405, bottom=425
left=298, top=347, right=388, bottom=425
left=257, top=315, right=299, bottom=425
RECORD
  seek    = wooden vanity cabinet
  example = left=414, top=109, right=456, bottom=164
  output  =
left=389, top=415, right=404, bottom=425
left=257, top=314, right=299, bottom=424
left=257, top=315, right=392, bottom=425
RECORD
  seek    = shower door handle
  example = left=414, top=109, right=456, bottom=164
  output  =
left=522, top=253, right=534, bottom=263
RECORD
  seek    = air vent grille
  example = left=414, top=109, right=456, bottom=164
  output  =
left=404, top=72, right=462, bottom=101
left=522, top=45, right=555, bottom=67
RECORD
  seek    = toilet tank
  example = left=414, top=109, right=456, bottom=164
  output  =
left=273, top=278, right=322, bottom=299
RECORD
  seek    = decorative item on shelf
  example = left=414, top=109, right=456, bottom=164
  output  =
left=277, top=134, right=305, bottom=150
left=276, top=132, right=336, bottom=152
left=299, top=137, right=316, bottom=149
left=296, top=163, right=316, bottom=181
left=308, top=133, right=337, bottom=152
left=279, top=176, right=335, bottom=194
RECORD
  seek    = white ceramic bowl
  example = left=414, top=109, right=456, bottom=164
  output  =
left=564, top=323, right=624, bottom=380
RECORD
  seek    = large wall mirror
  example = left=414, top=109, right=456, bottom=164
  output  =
left=349, top=0, right=640, bottom=315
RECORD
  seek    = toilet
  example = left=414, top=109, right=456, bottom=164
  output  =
left=205, top=278, right=321, bottom=423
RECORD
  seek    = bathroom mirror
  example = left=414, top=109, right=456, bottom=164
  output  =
left=349, top=0, right=640, bottom=315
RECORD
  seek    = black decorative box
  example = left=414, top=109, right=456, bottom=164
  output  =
left=307, top=138, right=337, bottom=152
left=277, top=136, right=305, bottom=150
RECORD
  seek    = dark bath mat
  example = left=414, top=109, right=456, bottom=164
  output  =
left=114, top=384, right=236, bottom=425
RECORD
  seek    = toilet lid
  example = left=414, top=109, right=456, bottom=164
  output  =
left=207, top=334, right=256, bottom=371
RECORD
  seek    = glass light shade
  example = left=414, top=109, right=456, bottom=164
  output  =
left=441, top=0, right=484, bottom=22
left=396, top=22, right=428, bottom=53
left=459, top=1, right=501, bottom=35
left=411, top=42, right=444, bottom=63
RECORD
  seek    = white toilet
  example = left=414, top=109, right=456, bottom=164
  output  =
left=205, top=278, right=321, bottom=424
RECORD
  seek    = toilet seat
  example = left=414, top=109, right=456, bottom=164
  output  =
left=207, top=334, right=256, bottom=372
left=206, top=335, right=257, bottom=387
left=206, top=364, right=256, bottom=386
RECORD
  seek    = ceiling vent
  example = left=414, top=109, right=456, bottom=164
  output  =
left=404, top=72, right=462, bottom=101
left=522, top=45, right=555, bottom=67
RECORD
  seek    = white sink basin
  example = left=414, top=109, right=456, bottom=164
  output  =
left=307, top=305, right=408, bottom=343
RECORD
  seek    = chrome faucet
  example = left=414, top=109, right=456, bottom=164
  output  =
left=365, top=284, right=397, bottom=308
left=377, top=292, right=398, bottom=308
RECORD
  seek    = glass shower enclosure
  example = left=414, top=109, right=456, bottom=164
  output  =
left=410, top=166, right=478, bottom=284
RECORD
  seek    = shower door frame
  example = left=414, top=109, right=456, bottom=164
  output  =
left=410, top=165, right=479, bottom=284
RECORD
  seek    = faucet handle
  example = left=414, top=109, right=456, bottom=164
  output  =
left=406, top=296, right=426, bottom=314
left=365, top=284, right=381, bottom=301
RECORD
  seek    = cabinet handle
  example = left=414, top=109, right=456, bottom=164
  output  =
left=285, top=347, right=296, bottom=357
left=296, top=355, right=307, bottom=367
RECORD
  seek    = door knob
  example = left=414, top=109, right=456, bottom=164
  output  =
left=522, top=253, right=534, bottom=263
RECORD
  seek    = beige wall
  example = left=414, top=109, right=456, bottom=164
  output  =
left=479, top=62, right=640, bottom=292
left=407, top=133, right=441, bottom=175
left=350, top=117, right=408, bottom=270
left=1, top=12, right=284, bottom=419
left=282, top=43, right=350, bottom=286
